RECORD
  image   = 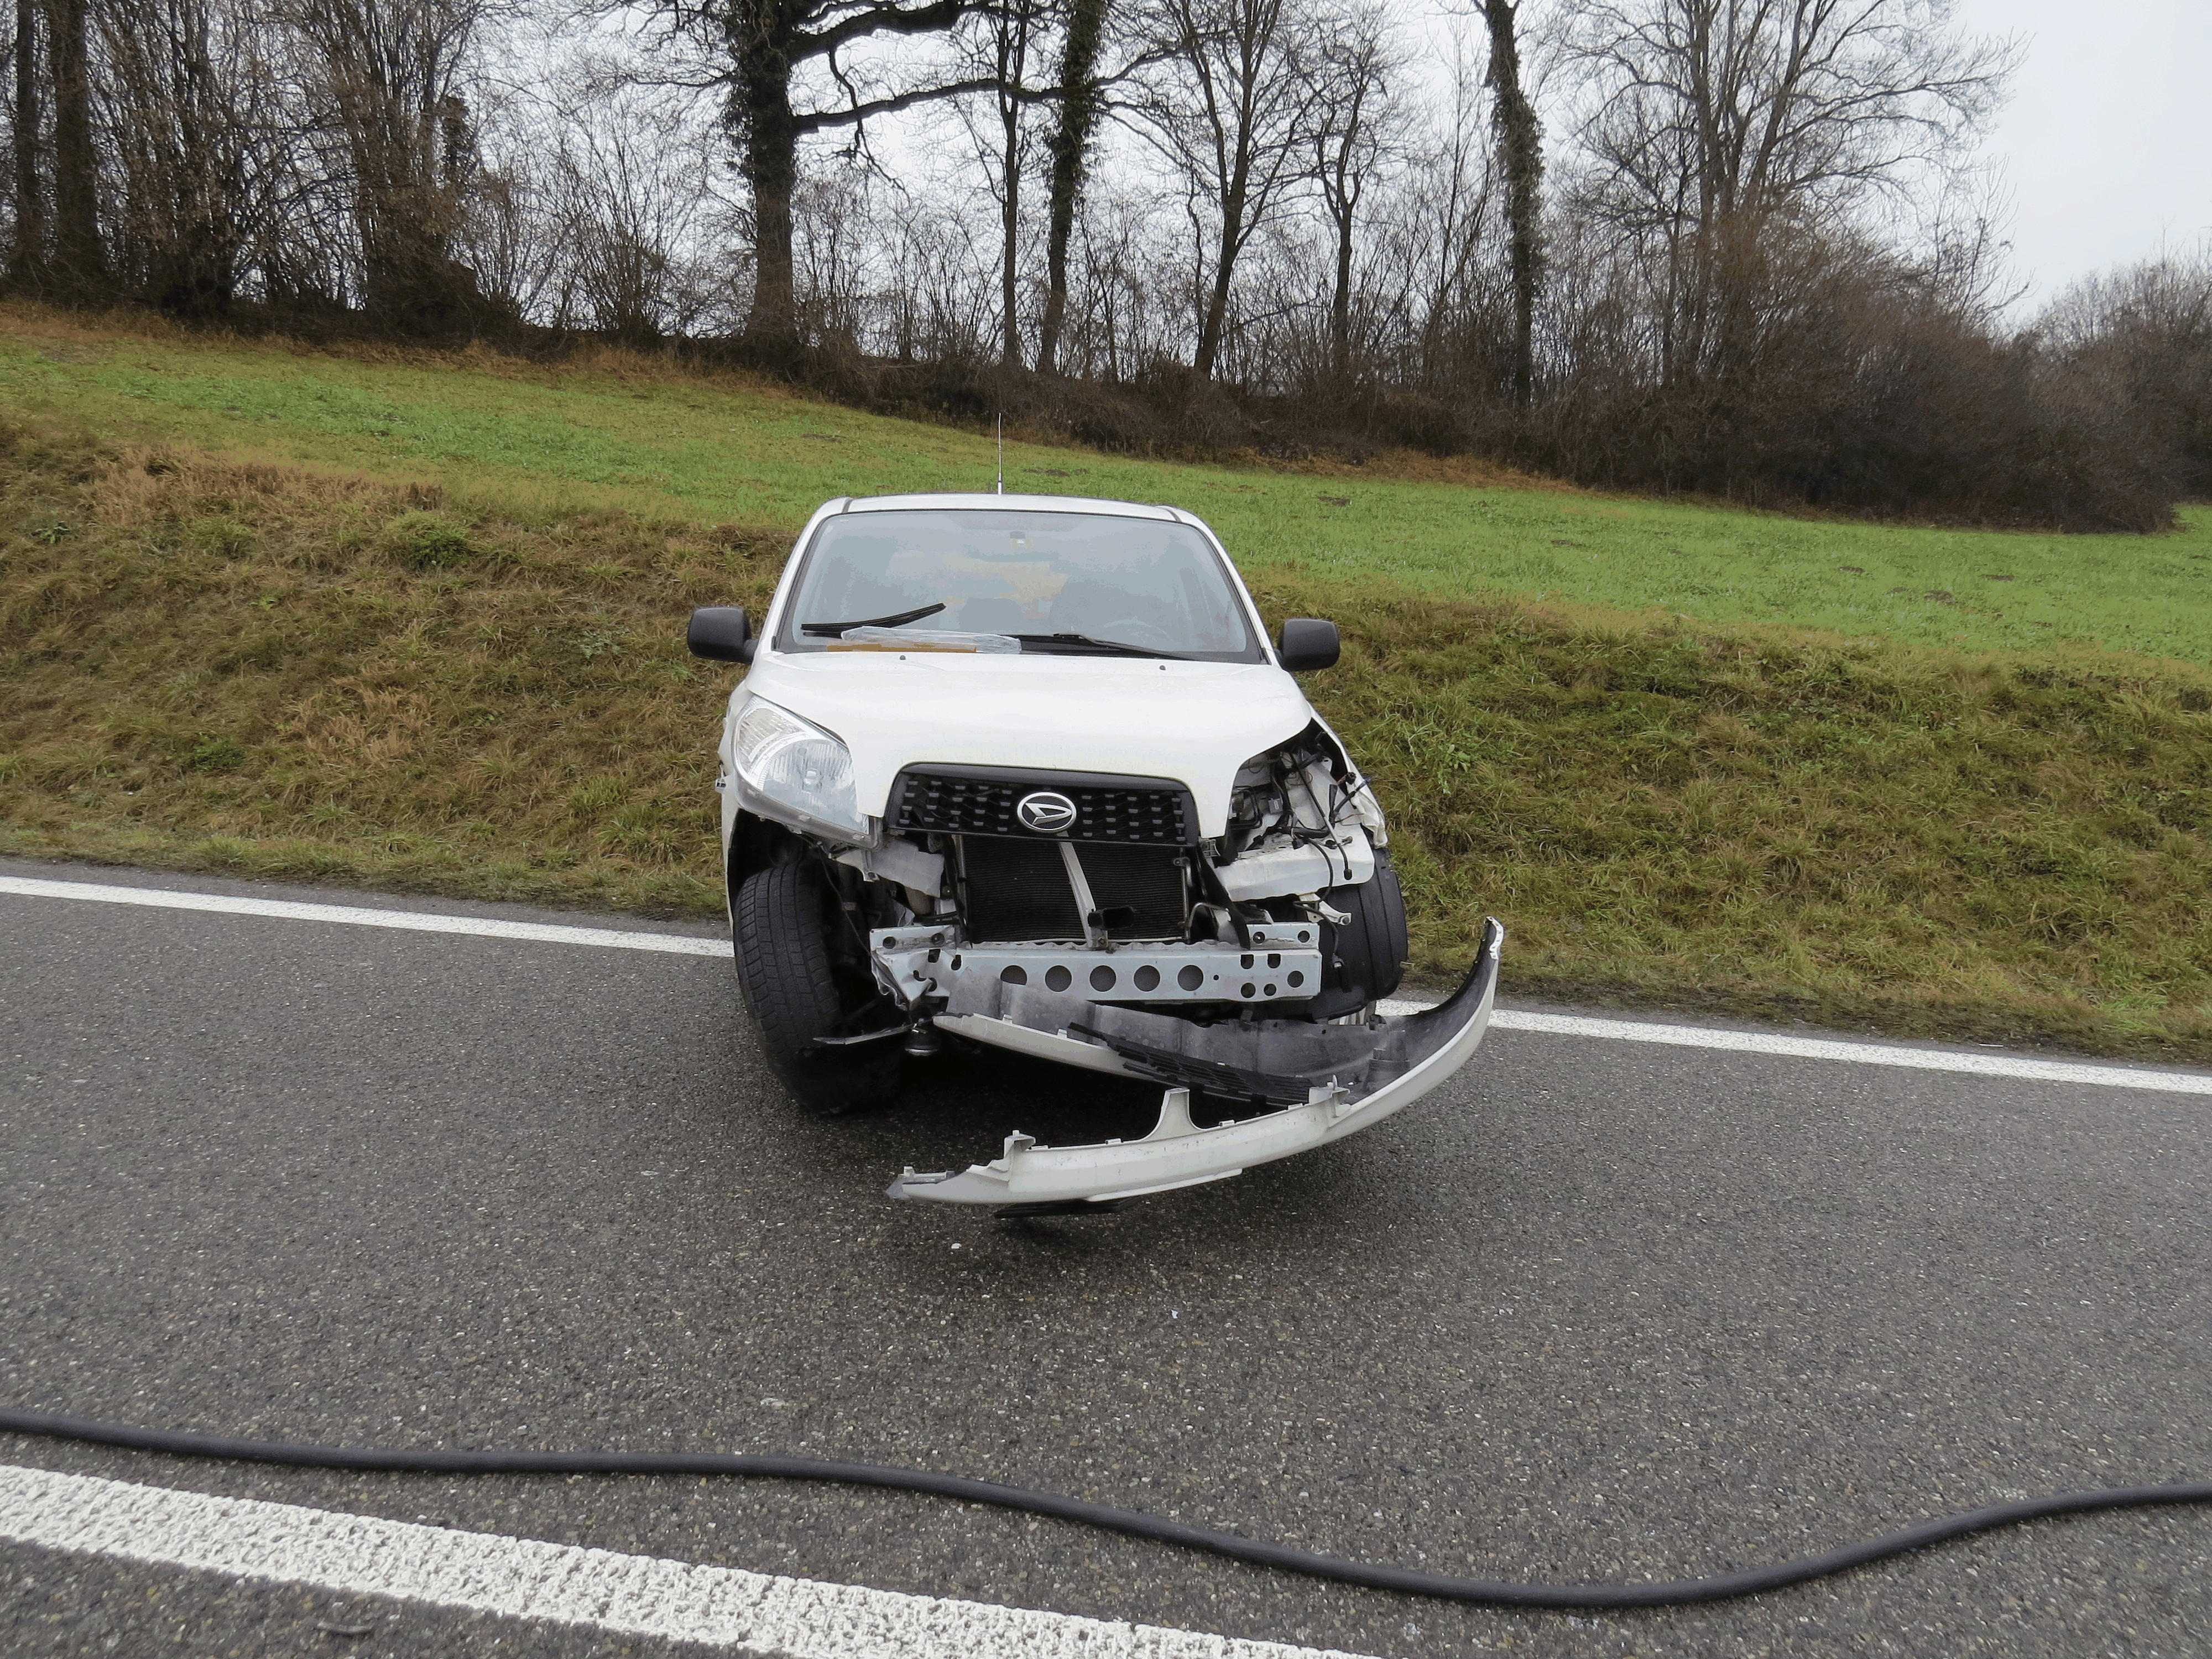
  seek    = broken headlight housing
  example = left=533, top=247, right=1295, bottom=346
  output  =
left=732, top=698, right=866, bottom=838
left=1220, top=753, right=1286, bottom=863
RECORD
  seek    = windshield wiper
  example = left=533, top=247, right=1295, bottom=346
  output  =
left=800, top=602, right=947, bottom=638
left=1008, top=633, right=1190, bottom=660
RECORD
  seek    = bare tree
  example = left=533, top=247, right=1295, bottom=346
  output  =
left=1402, top=34, right=1496, bottom=390
left=95, top=0, right=283, bottom=315
left=2040, top=244, right=2212, bottom=500
left=282, top=0, right=492, bottom=324
left=792, top=161, right=876, bottom=345
left=45, top=0, right=101, bottom=288
left=541, top=101, right=717, bottom=343
left=1066, top=181, right=1167, bottom=378
left=451, top=165, right=550, bottom=317
left=1564, top=0, right=2017, bottom=381
left=7, top=0, right=109, bottom=294
left=1138, top=0, right=1325, bottom=378
left=957, top=0, right=1048, bottom=364
left=1919, top=158, right=2018, bottom=320
left=706, top=0, right=989, bottom=356
left=1306, top=0, right=1397, bottom=380
left=6, top=0, right=105, bottom=293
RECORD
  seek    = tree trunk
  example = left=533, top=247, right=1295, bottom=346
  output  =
left=997, top=28, right=1024, bottom=367
left=8, top=0, right=41, bottom=289
left=1329, top=191, right=1353, bottom=378
left=1000, top=112, right=1021, bottom=365
left=44, top=0, right=102, bottom=291
left=1035, top=0, right=1104, bottom=375
left=1482, top=0, right=1540, bottom=407
left=1314, top=24, right=1386, bottom=389
left=739, top=74, right=799, bottom=353
left=729, top=3, right=801, bottom=356
left=1192, top=167, right=1247, bottom=379
left=715, top=0, right=971, bottom=360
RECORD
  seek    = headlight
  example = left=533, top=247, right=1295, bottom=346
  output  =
left=732, top=699, right=866, bottom=837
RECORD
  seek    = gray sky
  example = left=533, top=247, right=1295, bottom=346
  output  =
left=1953, top=0, right=2211, bottom=310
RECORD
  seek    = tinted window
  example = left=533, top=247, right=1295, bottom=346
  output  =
left=778, top=509, right=1261, bottom=661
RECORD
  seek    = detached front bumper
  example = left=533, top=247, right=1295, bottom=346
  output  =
left=886, top=917, right=1505, bottom=1207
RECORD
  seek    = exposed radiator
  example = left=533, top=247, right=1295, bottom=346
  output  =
left=959, top=838, right=1190, bottom=942
left=1073, top=843, right=1190, bottom=941
left=959, top=838, right=1083, bottom=942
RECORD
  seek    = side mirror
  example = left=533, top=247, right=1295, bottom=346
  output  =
left=687, top=606, right=754, bottom=664
left=1276, top=617, right=1339, bottom=672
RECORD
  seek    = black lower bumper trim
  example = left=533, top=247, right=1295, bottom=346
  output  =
left=1066, top=1022, right=1313, bottom=1107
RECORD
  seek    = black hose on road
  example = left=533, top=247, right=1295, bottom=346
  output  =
left=3, top=1406, right=2205, bottom=1611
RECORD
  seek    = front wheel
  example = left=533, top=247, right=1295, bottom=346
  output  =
left=732, top=860, right=905, bottom=1116
left=1306, top=849, right=1410, bottom=1019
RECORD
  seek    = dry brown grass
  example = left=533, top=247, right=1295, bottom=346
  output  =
left=0, top=298, right=193, bottom=350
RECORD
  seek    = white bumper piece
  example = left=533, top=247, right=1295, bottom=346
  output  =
left=886, top=918, right=1505, bottom=1207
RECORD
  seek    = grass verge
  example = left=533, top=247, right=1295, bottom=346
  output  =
left=4, top=424, right=2209, bottom=1061
left=4, top=300, right=2211, bottom=663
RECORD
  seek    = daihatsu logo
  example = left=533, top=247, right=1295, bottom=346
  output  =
left=1016, top=790, right=1078, bottom=834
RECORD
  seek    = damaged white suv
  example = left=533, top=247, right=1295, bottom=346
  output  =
left=686, top=492, right=1503, bottom=1210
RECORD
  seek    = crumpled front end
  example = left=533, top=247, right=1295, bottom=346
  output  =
left=888, top=917, right=1504, bottom=1206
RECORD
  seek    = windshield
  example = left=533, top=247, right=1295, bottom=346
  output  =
left=776, top=509, right=1262, bottom=661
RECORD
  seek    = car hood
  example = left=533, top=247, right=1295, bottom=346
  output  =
left=736, top=652, right=1318, bottom=836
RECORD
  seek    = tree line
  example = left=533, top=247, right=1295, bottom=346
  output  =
left=3, top=0, right=2205, bottom=528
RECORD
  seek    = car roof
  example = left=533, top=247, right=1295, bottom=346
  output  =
left=841, top=492, right=1189, bottom=523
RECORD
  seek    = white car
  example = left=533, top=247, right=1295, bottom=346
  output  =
left=686, top=492, right=1503, bottom=1212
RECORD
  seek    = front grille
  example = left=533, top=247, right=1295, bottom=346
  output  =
left=960, top=838, right=1190, bottom=942
left=890, top=764, right=1195, bottom=846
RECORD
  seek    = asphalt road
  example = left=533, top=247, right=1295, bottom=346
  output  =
left=3, top=854, right=2209, bottom=1658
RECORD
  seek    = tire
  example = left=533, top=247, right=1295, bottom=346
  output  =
left=732, top=860, right=905, bottom=1116
left=1308, top=848, right=1410, bottom=1018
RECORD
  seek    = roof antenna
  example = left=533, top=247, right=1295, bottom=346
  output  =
left=995, top=414, right=1004, bottom=494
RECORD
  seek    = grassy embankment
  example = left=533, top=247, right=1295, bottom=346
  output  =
left=3, top=303, right=2210, bottom=1059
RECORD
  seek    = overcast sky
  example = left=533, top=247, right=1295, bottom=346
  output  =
left=1941, top=0, right=2208, bottom=310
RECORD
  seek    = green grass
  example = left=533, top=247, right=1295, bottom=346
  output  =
left=4, top=306, right=2211, bottom=1061
left=4, top=304, right=2209, bottom=662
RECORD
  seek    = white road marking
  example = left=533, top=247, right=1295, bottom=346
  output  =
left=1376, top=1000, right=2212, bottom=1097
left=0, top=875, right=729, bottom=957
left=6, top=872, right=2205, bottom=1095
left=0, top=1463, right=1374, bottom=1659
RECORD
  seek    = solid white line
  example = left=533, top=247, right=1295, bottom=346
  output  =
left=1376, top=998, right=2212, bottom=1097
left=0, top=876, right=732, bottom=957
left=8, top=872, right=2205, bottom=1096
left=0, top=1463, right=1373, bottom=1659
